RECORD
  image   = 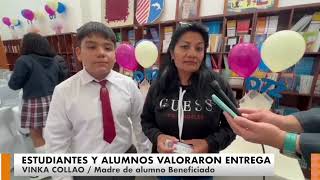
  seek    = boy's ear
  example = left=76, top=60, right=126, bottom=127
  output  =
left=75, top=47, right=82, bottom=62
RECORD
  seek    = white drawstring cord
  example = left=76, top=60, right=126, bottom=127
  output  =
left=178, top=87, right=186, bottom=142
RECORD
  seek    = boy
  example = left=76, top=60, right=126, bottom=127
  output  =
left=44, top=22, right=151, bottom=180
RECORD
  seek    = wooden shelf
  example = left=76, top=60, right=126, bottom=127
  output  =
left=225, top=11, right=255, bottom=18
left=3, top=32, right=80, bottom=73
left=281, top=91, right=311, bottom=97
left=201, top=14, right=224, bottom=21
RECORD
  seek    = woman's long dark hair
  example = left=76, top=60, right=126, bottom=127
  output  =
left=20, top=33, right=56, bottom=57
left=158, top=23, right=214, bottom=97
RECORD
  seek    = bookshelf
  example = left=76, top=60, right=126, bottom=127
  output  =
left=2, top=2, right=319, bottom=111
left=2, top=39, right=21, bottom=71
left=46, top=33, right=80, bottom=74
left=2, top=33, right=81, bottom=75
left=108, top=2, right=320, bottom=112
left=0, top=36, right=9, bottom=69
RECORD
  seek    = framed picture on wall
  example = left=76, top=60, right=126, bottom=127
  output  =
left=177, top=0, right=201, bottom=20
left=224, top=0, right=279, bottom=14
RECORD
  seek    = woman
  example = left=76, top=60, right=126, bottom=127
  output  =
left=8, top=33, right=64, bottom=154
left=141, top=23, right=237, bottom=180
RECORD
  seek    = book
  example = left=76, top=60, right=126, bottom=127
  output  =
left=291, top=15, right=313, bottom=32
left=301, top=31, right=320, bottom=52
left=162, top=26, right=173, bottom=53
left=314, top=75, right=320, bottom=95
left=307, top=11, right=320, bottom=32
left=209, top=34, right=223, bottom=53
left=225, top=37, right=238, bottom=51
left=238, top=34, right=251, bottom=43
left=297, top=75, right=313, bottom=94
left=266, top=16, right=278, bottom=34
left=256, top=17, right=267, bottom=34
left=128, top=30, right=135, bottom=45
left=312, top=12, right=320, bottom=21
left=162, top=39, right=171, bottom=53
left=236, top=19, right=251, bottom=34
left=163, top=26, right=173, bottom=40
left=204, top=21, right=222, bottom=34
left=294, top=57, right=315, bottom=75
left=227, top=20, right=236, bottom=37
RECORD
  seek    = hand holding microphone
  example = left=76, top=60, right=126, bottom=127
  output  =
left=210, top=80, right=240, bottom=117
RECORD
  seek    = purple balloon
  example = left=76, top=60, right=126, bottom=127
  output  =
left=45, top=5, right=56, bottom=16
left=228, top=43, right=261, bottom=78
left=21, top=9, right=35, bottom=21
left=2, top=17, right=11, bottom=26
left=116, top=43, right=138, bottom=71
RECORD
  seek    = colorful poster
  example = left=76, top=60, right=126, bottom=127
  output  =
left=226, top=0, right=277, bottom=13
left=136, top=0, right=164, bottom=25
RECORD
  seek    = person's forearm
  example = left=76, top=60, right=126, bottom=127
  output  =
left=279, top=115, right=303, bottom=133
left=273, top=132, right=301, bottom=156
left=271, top=130, right=286, bottom=150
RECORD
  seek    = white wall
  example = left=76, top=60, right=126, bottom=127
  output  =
left=200, top=0, right=225, bottom=17
left=278, top=0, right=320, bottom=7
left=80, top=0, right=103, bottom=24
left=0, top=0, right=83, bottom=40
left=198, top=0, right=320, bottom=16
left=1, top=0, right=320, bottom=40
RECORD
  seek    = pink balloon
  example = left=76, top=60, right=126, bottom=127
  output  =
left=21, top=9, right=35, bottom=21
left=228, top=43, right=261, bottom=78
left=45, top=5, right=56, bottom=16
left=2, top=17, right=11, bottom=26
left=116, top=43, right=138, bottom=71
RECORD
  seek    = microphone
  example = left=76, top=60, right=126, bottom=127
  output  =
left=210, top=80, right=241, bottom=116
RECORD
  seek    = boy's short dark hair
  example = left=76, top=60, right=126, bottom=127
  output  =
left=76, top=21, right=116, bottom=46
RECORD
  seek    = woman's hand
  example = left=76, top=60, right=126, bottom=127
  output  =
left=224, top=112, right=286, bottom=149
left=156, top=134, right=178, bottom=153
left=239, top=108, right=303, bottom=133
left=183, top=139, right=209, bottom=153
left=239, top=108, right=285, bottom=127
